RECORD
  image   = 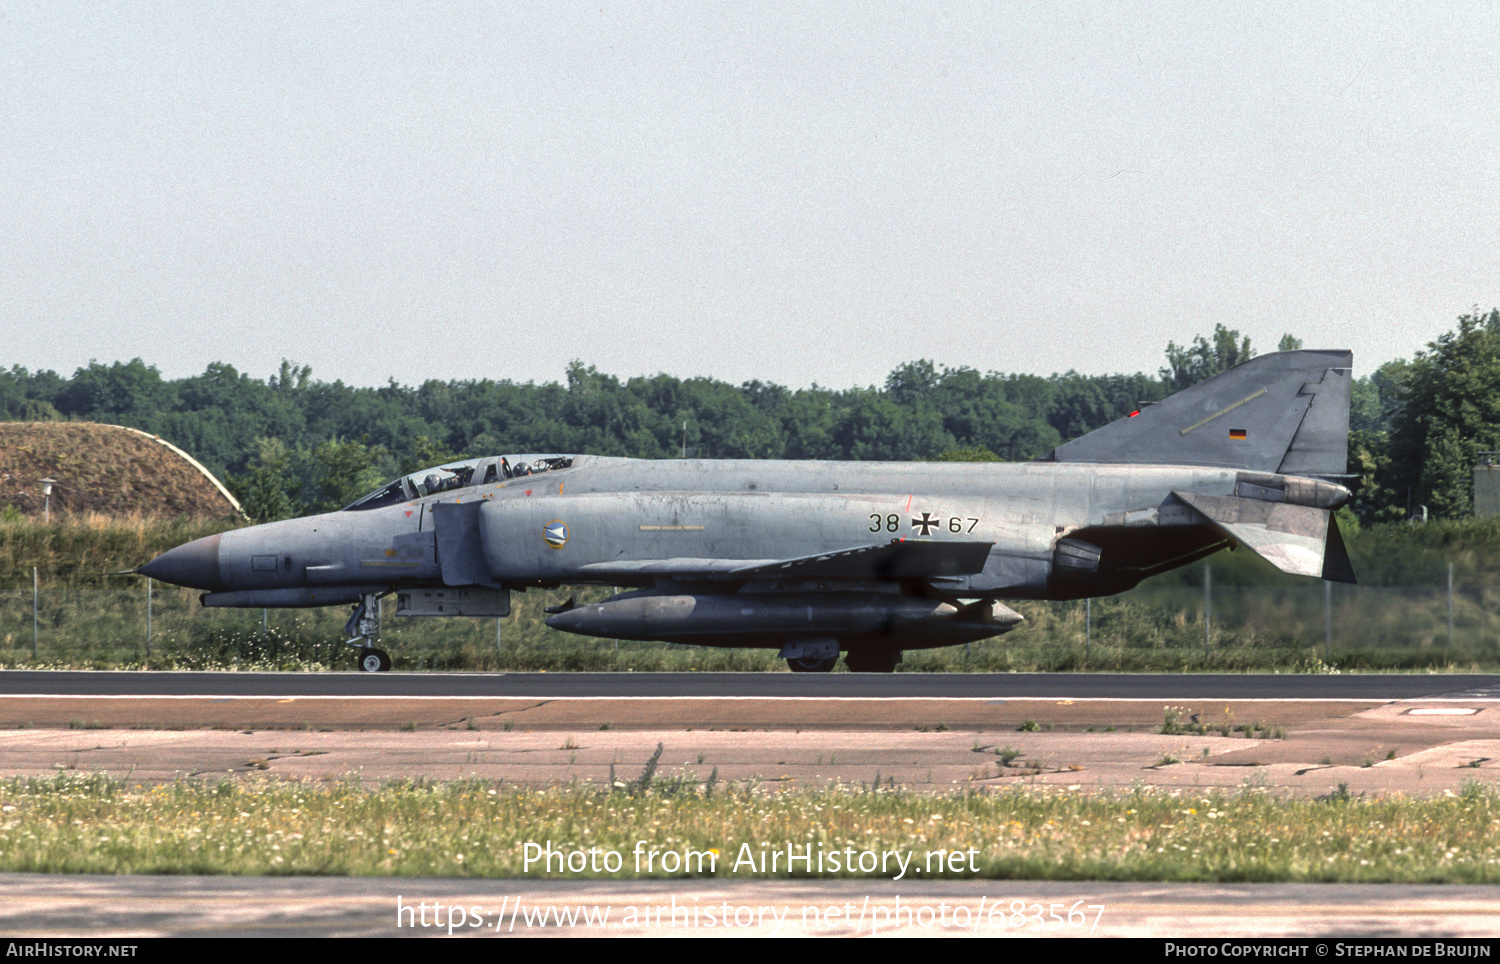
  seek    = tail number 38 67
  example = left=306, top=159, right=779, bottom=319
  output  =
left=868, top=514, right=979, bottom=534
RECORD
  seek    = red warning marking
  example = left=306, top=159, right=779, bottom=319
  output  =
left=525, top=490, right=532, bottom=496
left=905, top=494, right=912, bottom=513
left=404, top=510, right=412, bottom=517
left=1128, top=410, right=1140, bottom=418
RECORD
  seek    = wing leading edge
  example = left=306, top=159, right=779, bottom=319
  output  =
left=576, top=539, right=994, bottom=581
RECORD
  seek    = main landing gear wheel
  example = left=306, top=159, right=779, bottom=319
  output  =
left=359, top=648, right=392, bottom=673
left=787, top=655, right=838, bottom=673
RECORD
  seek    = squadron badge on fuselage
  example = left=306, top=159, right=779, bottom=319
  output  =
left=543, top=520, right=569, bottom=549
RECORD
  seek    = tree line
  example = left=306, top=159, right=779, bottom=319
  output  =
left=2, top=311, right=1496, bottom=525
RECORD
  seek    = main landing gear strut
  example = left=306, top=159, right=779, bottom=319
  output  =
left=345, top=593, right=391, bottom=672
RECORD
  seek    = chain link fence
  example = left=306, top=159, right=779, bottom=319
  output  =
left=3, top=565, right=1497, bottom=671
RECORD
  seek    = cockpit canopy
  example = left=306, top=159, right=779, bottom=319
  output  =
left=342, top=454, right=577, bottom=511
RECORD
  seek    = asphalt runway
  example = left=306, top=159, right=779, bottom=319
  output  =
left=1, top=670, right=1497, bottom=700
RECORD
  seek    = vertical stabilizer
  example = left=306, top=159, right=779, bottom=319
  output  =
left=1046, top=349, right=1352, bottom=476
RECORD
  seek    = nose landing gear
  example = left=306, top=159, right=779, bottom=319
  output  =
left=358, top=648, right=392, bottom=673
left=345, top=593, right=392, bottom=672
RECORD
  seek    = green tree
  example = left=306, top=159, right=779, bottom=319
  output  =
left=779, top=389, right=839, bottom=460
left=1161, top=325, right=1255, bottom=391
left=305, top=438, right=388, bottom=514
left=271, top=360, right=312, bottom=394
left=1384, top=309, right=1500, bottom=519
left=232, top=438, right=298, bottom=523
left=0, top=367, right=63, bottom=421
left=1345, top=360, right=1406, bottom=524
left=906, top=365, right=1060, bottom=460
left=833, top=389, right=953, bottom=461
left=401, top=435, right=463, bottom=476
left=53, top=359, right=177, bottom=424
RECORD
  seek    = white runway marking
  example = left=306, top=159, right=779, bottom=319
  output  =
left=0, top=694, right=1477, bottom=702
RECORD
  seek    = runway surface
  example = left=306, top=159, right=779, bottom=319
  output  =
left=1, top=670, right=1497, bottom=700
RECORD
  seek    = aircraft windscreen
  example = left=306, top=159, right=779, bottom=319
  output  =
left=341, top=455, right=576, bottom=511
left=342, top=478, right=411, bottom=512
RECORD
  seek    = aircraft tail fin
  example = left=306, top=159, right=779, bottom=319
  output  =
left=1046, top=349, right=1353, bottom=477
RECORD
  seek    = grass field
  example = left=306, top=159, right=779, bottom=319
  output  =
left=3, top=773, right=1500, bottom=882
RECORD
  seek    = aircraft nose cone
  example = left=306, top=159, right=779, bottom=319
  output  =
left=138, top=533, right=224, bottom=591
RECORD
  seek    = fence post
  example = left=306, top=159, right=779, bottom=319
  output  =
left=1204, top=565, right=1212, bottom=657
left=1448, top=562, right=1455, bottom=661
left=145, top=578, right=152, bottom=658
left=496, top=617, right=502, bottom=651
left=1085, top=597, right=1091, bottom=661
left=1324, top=579, right=1332, bottom=663
left=32, top=567, right=38, bottom=660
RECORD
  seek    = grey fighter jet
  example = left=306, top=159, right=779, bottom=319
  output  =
left=138, top=350, right=1355, bottom=672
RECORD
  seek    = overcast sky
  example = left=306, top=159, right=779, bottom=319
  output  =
left=4, top=2, right=1498, bottom=390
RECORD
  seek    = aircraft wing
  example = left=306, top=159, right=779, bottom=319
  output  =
left=577, top=539, right=994, bottom=581
left=1172, top=492, right=1356, bottom=583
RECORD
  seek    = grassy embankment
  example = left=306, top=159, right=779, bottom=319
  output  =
left=2, top=513, right=1499, bottom=672
left=2, top=772, right=1499, bottom=882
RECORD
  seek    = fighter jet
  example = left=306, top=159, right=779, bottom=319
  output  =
left=138, top=349, right=1355, bottom=672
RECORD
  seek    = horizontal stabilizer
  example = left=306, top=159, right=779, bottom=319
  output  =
left=1172, top=492, right=1356, bottom=583
left=578, top=540, right=994, bottom=581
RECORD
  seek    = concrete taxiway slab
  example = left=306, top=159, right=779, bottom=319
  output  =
left=1, top=875, right=1498, bottom=937
left=0, top=694, right=1388, bottom=730
left=0, top=695, right=1495, bottom=796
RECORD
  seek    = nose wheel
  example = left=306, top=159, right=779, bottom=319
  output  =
left=358, top=648, right=392, bottom=673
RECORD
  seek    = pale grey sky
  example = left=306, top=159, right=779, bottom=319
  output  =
left=3, top=2, right=1498, bottom=388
